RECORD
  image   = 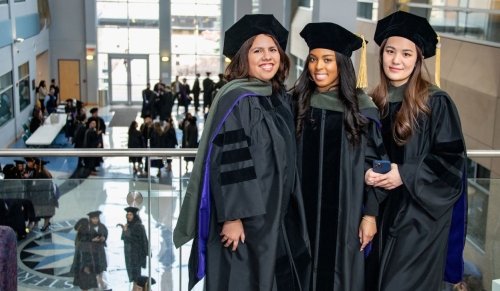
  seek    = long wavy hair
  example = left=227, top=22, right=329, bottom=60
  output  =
left=224, top=34, right=290, bottom=94
left=292, top=51, right=367, bottom=145
left=371, top=39, right=431, bottom=145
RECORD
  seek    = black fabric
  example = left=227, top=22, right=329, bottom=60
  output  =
left=121, top=220, right=148, bottom=282
left=374, top=11, right=438, bottom=59
left=376, top=85, right=466, bottom=290
left=297, top=99, right=386, bottom=291
left=300, top=22, right=363, bottom=57
left=220, top=147, right=252, bottom=165
left=220, top=166, right=257, bottom=186
left=213, top=128, right=248, bottom=146
left=223, top=14, right=288, bottom=59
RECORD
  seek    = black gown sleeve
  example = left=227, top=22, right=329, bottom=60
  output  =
left=399, top=94, right=466, bottom=220
left=363, top=115, right=390, bottom=216
left=210, top=98, right=266, bottom=222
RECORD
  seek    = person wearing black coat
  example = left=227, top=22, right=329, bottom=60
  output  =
left=128, top=121, right=144, bottom=174
left=119, top=207, right=148, bottom=290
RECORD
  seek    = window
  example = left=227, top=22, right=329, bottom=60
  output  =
left=398, top=0, right=500, bottom=43
left=0, top=0, right=8, bottom=4
left=357, top=0, right=378, bottom=21
left=18, top=62, right=30, bottom=111
left=0, top=72, right=14, bottom=127
left=171, top=1, right=221, bottom=82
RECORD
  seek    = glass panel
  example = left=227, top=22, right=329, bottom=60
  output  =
left=18, top=62, right=31, bottom=112
left=98, top=27, right=129, bottom=54
left=130, top=58, right=148, bottom=103
left=0, top=72, right=14, bottom=127
left=97, top=2, right=129, bottom=20
left=400, top=1, right=500, bottom=43
left=110, top=58, right=128, bottom=102
left=128, top=28, right=159, bottom=54
left=128, top=2, right=159, bottom=20
left=0, top=0, right=8, bottom=4
left=171, top=54, right=196, bottom=78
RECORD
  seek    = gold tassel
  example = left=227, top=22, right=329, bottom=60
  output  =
left=356, top=34, right=368, bottom=89
left=435, top=35, right=441, bottom=88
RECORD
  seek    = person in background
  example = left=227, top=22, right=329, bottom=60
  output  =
left=119, top=207, right=148, bottom=290
left=141, top=83, right=154, bottom=118
left=192, top=73, right=201, bottom=112
left=128, top=120, right=144, bottom=175
left=36, top=80, right=48, bottom=113
left=44, top=87, right=58, bottom=114
left=65, top=99, right=77, bottom=143
left=150, top=122, right=164, bottom=177
left=182, top=115, right=197, bottom=172
left=88, top=108, right=106, bottom=166
left=162, top=116, right=178, bottom=173
left=179, top=78, right=191, bottom=114
left=29, top=107, right=44, bottom=133
left=365, top=11, right=467, bottom=290
left=71, top=218, right=98, bottom=290
left=202, top=72, right=214, bottom=111
left=73, top=113, right=87, bottom=168
left=173, top=14, right=310, bottom=291
left=83, top=118, right=101, bottom=174
left=87, top=211, right=110, bottom=290
left=140, top=114, right=153, bottom=174
left=292, top=22, right=386, bottom=291
left=50, top=78, right=60, bottom=103
left=212, top=73, right=227, bottom=104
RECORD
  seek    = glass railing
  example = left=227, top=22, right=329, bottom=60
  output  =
left=0, top=149, right=498, bottom=291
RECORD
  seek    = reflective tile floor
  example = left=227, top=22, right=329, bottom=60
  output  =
left=2, top=105, right=205, bottom=291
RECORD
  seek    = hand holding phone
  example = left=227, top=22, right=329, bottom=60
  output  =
left=373, top=160, right=391, bottom=174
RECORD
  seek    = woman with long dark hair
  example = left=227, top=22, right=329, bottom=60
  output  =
left=174, top=14, right=310, bottom=291
left=365, top=11, right=467, bottom=290
left=292, top=22, right=386, bottom=291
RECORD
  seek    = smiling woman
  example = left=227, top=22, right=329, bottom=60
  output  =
left=291, top=22, right=387, bottom=291
left=174, top=14, right=310, bottom=291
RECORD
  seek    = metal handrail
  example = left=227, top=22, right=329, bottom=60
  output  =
left=0, top=149, right=498, bottom=157
left=0, top=148, right=198, bottom=157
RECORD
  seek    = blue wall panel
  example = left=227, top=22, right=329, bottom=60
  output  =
left=0, top=20, right=12, bottom=48
left=15, top=13, right=40, bottom=40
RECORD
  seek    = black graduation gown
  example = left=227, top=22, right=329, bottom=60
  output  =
left=298, top=91, right=386, bottom=291
left=128, top=128, right=143, bottom=164
left=122, top=220, right=148, bottom=282
left=377, top=85, right=467, bottom=291
left=178, top=80, right=310, bottom=291
left=89, top=222, right=108, bottom=273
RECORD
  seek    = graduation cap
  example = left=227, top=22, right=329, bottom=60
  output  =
left=300, top=22, right=363, bottom=57
left=24, top=157, right=35, bottom=163
left=300, top=22, right=369, bottom=88
left=223, top=14, right=288, bottom=59
left=14, top=160, right=25, bottom=166
left=87, top=210, right=102, bottom=218
left=124, top=206, right=139, bottom=214
left=33, top=158, right=50, bottom=166
left=89, top=107, right=99, bottom=114
left=374, top=11, right=438, bottom=59
left=374, top=10, right=441, bottom=86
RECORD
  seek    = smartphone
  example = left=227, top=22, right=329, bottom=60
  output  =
left=373, top=160, right=391, bottom=174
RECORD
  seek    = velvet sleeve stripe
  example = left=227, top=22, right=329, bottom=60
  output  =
left=220, top=166, right=257, bottom=185
left=423, top=156, right=463, bottom=188
left=213, top=128, right=249, bottom=146
left=221, top=147, right=252, bottom=165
